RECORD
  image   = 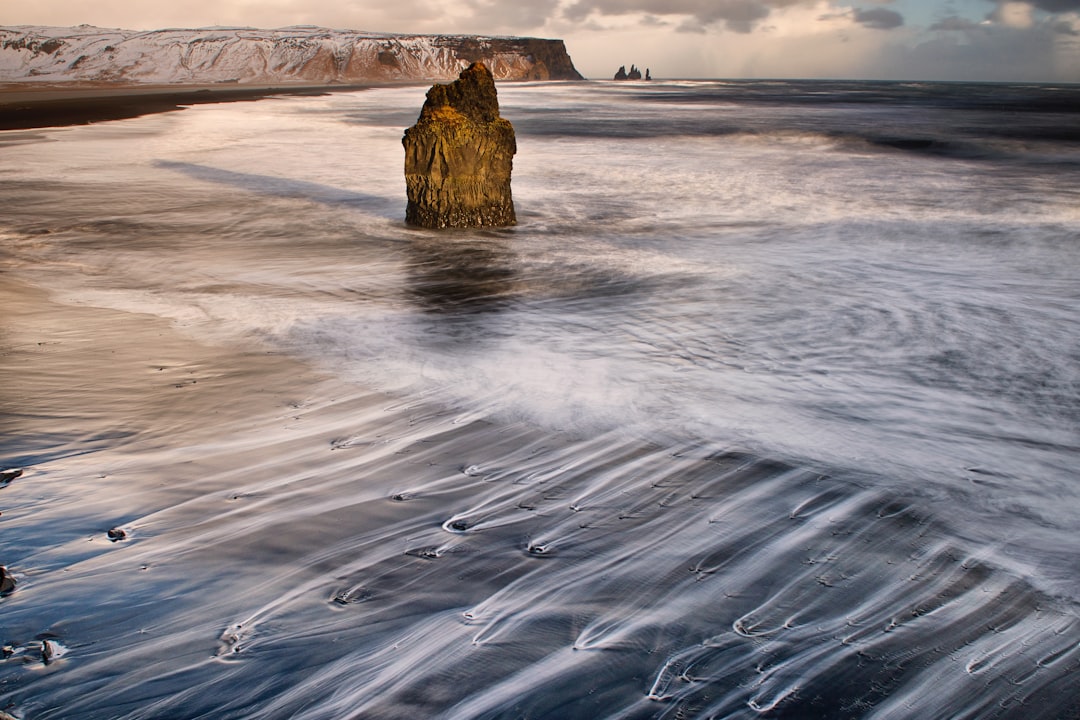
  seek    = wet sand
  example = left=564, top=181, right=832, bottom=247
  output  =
left=0, top=82, right=377, bottom=131
left=2, top=268, right=1078, bottom=719
left=0, top=273, right=328, bottom=466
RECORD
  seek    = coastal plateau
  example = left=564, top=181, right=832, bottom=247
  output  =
left=0, top=25, right=583, bottom=84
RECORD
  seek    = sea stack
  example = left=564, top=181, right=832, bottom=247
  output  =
left=403, top=62, right=516, bottom=228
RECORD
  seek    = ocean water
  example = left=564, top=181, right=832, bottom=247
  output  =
left=1, top=80, right=1079, bottom=719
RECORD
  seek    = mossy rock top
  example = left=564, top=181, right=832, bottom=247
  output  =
left=418, top=62, right=502, bottom=126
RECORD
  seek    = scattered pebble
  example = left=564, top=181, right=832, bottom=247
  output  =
left=36, top=635, right=67, bottom=666
left=0, top=468, right=22, bottom=487
left=0, top=567, right=15, bottom=596
left=107, top=527, right=127, bottom=542
left=332, top=587, right=372, bottom=605
left=406, top=546, right=441, bottom=559
left=1, top=635, right=68, bottom=669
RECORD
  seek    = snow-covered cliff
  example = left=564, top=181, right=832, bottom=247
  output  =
left=0, top=25, right=583, bottom=84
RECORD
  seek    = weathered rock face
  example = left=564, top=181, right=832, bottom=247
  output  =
left=0, top=565, right=16, bottom=596
left=403, top=62, right=516, bottom=229
left=614, top=64, right=648, bottom=80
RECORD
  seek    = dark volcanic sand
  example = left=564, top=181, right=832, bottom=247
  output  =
left=0, top=83, right=376, bottom=130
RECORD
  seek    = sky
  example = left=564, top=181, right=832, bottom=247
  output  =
left=5, top=0, right=1079, bottom=81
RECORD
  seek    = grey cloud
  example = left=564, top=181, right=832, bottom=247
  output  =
left=498, top=0, right=562, bottom=28
left=897, top=20, right=1065, bottom=81
left=676, top=20, right=709, bottom=32
left=929, top=15, right=982, bottom=31
left=726, top=19, right=760, bottom=33
left=700, top=0, right=772, bottom=30
left=562, top=0, right=805, bottom=32
left=853, top=7, right=905, bottom=29
left=1030, top=0, right=1080, bottom=11
left=453, top=0, right=560, bottom=29
left=561, top=0, right=598, bottom=22
left=562, top=5, right=586, bottom=21
left=1053, top=19, right=1080, bottom=33
left=640, top=14, right=672, bottom=26
left=982, top=0, right=1080, bottom=16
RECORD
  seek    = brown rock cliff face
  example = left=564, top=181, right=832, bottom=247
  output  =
left=403, top=63, right=516, bottom=229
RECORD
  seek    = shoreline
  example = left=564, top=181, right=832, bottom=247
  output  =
left=0, top=82, right=397, bottom=131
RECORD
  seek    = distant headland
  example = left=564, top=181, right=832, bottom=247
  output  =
left=0, top=25, right=584, bottom=84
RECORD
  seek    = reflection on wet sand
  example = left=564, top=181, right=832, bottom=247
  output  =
left=405, top=236, right=519, bottom=315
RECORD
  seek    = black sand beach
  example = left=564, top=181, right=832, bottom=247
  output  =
left=0, top=82, right=373, bottom=130
left=0, top=275, right=321, bottom=463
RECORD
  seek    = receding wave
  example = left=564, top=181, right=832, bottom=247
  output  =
left=2, top=386, right=1078, bottom=719
left=503, top=80, right=1080, bottom=166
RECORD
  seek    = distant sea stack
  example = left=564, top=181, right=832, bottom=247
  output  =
left=403, top=63, right=516, bottom=229
left=613, top=64, right=650, bottom=80
left=0, top=25, right=584, bottom=84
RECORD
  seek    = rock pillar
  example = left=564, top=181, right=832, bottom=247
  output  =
left=403, top=62, right=516, bottom=228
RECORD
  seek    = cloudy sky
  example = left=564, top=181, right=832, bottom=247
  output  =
left=7, top=0, right=1080, bottom=81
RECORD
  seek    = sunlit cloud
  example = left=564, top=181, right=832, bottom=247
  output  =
left=990, top=1, right=1036, bottom=27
